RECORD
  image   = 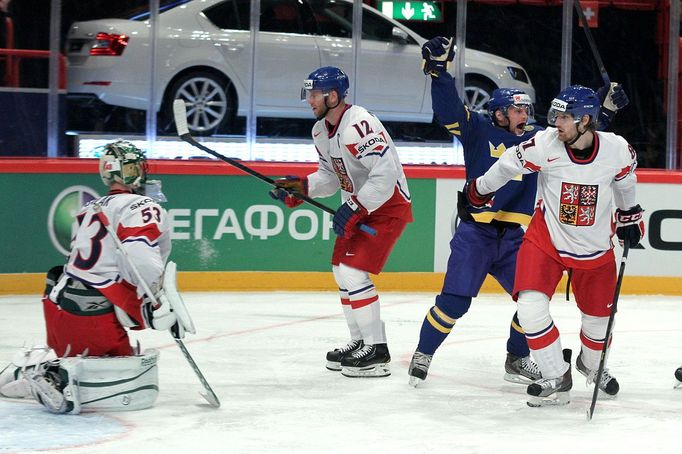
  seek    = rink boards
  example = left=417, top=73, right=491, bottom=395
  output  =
left=0, top=159, right=680, bottom=295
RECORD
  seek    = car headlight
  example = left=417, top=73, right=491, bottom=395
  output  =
left=507, top=66, right=529, bottom=83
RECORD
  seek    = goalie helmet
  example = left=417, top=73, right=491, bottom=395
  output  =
left=97, top=140, right=148, bottom=189
left=547, top=85, right=600, bottom=126
left=487, top=88, right=534, bottom=118
left=301, top=66, right=349, bottom=101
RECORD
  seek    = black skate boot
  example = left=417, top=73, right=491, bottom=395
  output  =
left=575, top=352, right=620, bottom=396
left=527, top=349, right=573, bottom=407
left=408, top=351, right=432, bottom=387
left=675, top=366, right=682, bottom=388
left=504, top=353, right=542, bottom=385
left=326, top=340, right=364, bottom=371
left=340, top=343, right=391, bottom=378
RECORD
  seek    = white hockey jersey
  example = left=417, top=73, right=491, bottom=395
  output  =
left=64, top=190, right=171, bottom=296
left=477, top=128, right=637, bottom=263
left=308, top=104, right=412, bottom=219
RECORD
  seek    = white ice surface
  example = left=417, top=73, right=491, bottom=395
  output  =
left=1, top=292, right=681, bottom=453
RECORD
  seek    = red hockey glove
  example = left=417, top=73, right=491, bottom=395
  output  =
left=463, top=178, right=495, bottom=209
left=269, top=176, right=308, bottom=208
left=333, top=196, right=368, bottom=239
left=615, top=204, right=645, bottom=247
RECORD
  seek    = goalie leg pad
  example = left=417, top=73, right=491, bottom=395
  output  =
left=0, top=345, right=57, bottom=398
left=76, top=349, right=160, bottom=412
left=161, top=261, right=196, bottom=338
left=27, top=349, right=160, bottom=414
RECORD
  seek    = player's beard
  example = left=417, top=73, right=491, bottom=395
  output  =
left=315, top=103, right=329, bottom=121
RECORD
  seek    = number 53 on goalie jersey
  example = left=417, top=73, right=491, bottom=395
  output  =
left=65, top=192, right=171, bottom=297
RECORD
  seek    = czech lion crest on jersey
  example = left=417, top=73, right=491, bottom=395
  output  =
left=559, top=182, right=598, bottom=226
left=331, top=157, right=353, bottom=193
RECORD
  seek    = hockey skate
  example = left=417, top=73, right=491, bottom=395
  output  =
left=527, top=349, right=572, bottom=407
left=325, top=339, right=364, bottom=371
left=504, top=353, right=541, bottom=384
left=408, top=351, right=432, bottom=387
left=340, top=344, right=390, bottom=378
left=575, top=352, right=620, bottom=396
left=674, top=366, right=682, bottom=389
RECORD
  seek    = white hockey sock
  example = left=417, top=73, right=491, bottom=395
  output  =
left=518, top=290, right=568, bottom=379
left=353, top=301, right=386, bottom=345
left=531, top=340, right=568, bottom=379
left=333, top=265, right=362, bottom=341
left=342, top=303, right=362, bottom=341
left=580, top=313, right=612, bottom=371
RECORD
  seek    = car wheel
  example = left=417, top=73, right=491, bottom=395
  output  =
left=463, top=77, right=496, bottom=113
left=166, top=72, right=234, bottom=135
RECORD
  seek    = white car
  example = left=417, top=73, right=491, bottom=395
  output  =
left=66, top=0, right=535, bottom=135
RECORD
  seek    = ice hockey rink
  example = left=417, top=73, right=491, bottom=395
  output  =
left=1, top=291, right=681, bottom=454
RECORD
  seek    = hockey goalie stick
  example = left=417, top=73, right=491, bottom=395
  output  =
left=172, top=99, right=377, bottom=236
left=586, top=240, right=630, bottom=421
left=574, top=0, right=611, bottom=87
left=92, top=204, right=221, bottom=409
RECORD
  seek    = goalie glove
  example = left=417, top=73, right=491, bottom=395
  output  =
left=615, top=204, right=645, bottom=247
left=269, top=175, right=308, bottom=208
left=143, top=291, right=177, bottom=331
left=463, top=178, right=495, bottom=209
left=421, top=36, right=455, bottom=77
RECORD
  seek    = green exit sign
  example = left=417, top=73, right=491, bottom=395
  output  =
left=378, top=1, right=443, bottom=22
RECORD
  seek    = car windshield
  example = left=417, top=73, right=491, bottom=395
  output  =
left=117, top=0, right=194, bottom=21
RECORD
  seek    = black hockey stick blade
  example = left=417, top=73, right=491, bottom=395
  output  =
left=574, top=0, right=610, bottom=87
left=586, top=240, right=630, bottom=421
left=175, top=339, right=221, bottom=408
left=172, top=99, right=377, bottom=236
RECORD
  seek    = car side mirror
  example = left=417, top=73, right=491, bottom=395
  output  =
left=391, top=26, right=409, bottom=45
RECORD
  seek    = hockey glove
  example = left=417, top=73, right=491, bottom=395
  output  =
left=142, top=292, right=177, bottom=331
left=421, top=36, right=455, bottom=77
left=463, top=178, right=495, bottom=209
left=456, top=190, right=475, bottom=222
left=269, top=175, right=308, bottom=208
left=615, top=204, right=645, bottom=247
left=598, top=82, right=629, bottom=111
left=333, top=196, right=368, bottom=239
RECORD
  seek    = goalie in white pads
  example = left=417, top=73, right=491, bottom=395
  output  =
left=466, top=86, right=644, bottom=407
left=270, top=67, right=413, bottom=378
left=0, top=141, right=194, bottom=413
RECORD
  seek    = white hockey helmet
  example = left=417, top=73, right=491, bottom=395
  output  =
left=98, top=140, right=148, bottom=189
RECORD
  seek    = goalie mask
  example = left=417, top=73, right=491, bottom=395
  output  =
left=98, top=140, right=148, bottom=190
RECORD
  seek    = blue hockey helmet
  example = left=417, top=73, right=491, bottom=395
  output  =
left=301, top=66, right=349, bottom=101
left=487, top=88, right=534, bottom=118
left=547, top=85, right=600, bottom=126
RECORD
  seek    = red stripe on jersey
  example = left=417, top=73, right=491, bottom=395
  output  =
left=96, top=280, right=144, bottom=326
left=346, top=143, right=359, bottom=157
left=615, top=165, right=631, bottom=181
left=350, top=295, right=378, bottom=309
left=117, top=222, right=161, bottom=243
left=341, top=297, right=351, bottom=306
left=526, top=325, right=560, bottom=350
left=523, top=161, right=542, bottom=172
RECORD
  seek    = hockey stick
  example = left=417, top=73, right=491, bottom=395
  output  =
left=172, top=99, right=377, bottom=236
left=574, top=0, right=611, bottom=87
left=92, top=204, right=221, bottom=409
left=586, top=240, right=630, bottom=421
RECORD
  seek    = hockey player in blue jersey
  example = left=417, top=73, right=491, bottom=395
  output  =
left=408, top=37, right=628, bottom=387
